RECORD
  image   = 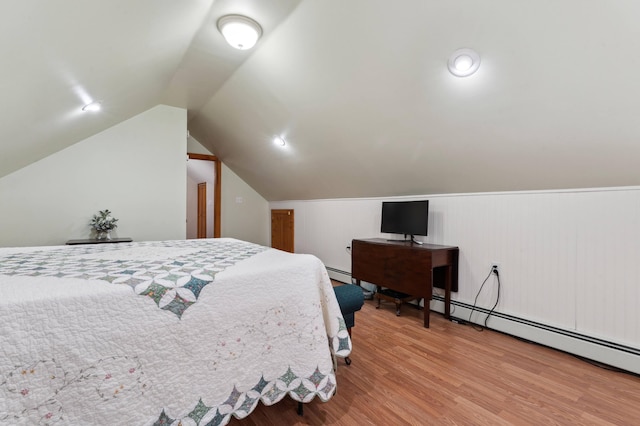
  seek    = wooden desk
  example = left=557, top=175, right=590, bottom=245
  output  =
left=351, top=238, right=459, bottom=328
left=66, top=238, right=133, bottom=245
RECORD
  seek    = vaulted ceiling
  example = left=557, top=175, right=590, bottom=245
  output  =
left=3, top=0, right=640, bottom=201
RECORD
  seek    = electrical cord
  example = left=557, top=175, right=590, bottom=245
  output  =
left=484, top=271, right=501, bottom=328
left=468, top=266, right=501, bottom=331
left=468, top=269, right=492, bottom=331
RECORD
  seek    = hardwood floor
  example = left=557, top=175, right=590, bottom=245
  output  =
left=232, top=297, right=640, bottom=425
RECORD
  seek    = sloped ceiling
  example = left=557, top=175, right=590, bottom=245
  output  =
left=4, top=0, right=640, bottom=201
left=0, top=0, right=212, bottom=177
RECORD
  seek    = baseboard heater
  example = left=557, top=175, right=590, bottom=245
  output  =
left=326, top=267, right=640, bottom=375
left=325, top=266, right=353, bottom=283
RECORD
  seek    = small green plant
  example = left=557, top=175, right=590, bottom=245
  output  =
left=90, top=209, right=119, bottom=231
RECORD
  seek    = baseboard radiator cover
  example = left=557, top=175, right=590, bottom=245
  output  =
left=325, top=267, right=352, bottom=284
left=326, top=268, right=640, bottom=375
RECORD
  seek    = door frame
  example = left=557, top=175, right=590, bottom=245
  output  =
left=187, top=153, right=221, bottom=238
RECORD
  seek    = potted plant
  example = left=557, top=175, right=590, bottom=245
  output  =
left=90, top=209, right=118, bottom=240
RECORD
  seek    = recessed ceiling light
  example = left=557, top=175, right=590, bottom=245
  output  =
left=273, top=136, right=286, bottom=147
left=217, top=15, right=262, bottom=50
left=448, top=48, right=481, bottom=77
left=82, top=101, right=102, bottom=112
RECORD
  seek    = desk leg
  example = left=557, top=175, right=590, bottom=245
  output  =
left=444, top=265, right=452, bottom=320
left=423, top=299, right=430, bottom=328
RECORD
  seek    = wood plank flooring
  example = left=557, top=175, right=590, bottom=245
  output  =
left=231, top=295, right=640, bottom=425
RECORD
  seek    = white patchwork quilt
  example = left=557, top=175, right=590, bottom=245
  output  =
left=0, top=238, right=350, bottom=425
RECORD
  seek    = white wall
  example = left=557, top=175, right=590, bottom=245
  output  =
left=186, top=175, right=198, bottom=239
left=271, top=187, right=640, bottom=372
left=0, top=105, right=187, bottom=247
left=221, top=163, right=269, bottom=246
left=186, top=136, right=212, bottom=156
left=187, top=137, right=269, bottom=246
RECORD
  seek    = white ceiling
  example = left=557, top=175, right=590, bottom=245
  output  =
left=0, top=0, right=210, bottom=176
left=4, top=0, right=640, bottom=201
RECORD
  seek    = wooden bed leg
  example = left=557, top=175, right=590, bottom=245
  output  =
left=297, top=401, right=304, bottom=416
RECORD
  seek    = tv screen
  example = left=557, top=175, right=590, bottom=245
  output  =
left=381, top=200, right=429, bottom=236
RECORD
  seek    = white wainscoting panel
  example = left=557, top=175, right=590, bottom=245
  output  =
left=270, top=187, right=640, bottom=369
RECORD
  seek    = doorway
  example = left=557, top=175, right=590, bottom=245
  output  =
left=197, top=183, right=207, bottom=238
left=187, top=153, right=221, bottom=238
left=271, top=209, right=294, bottom=252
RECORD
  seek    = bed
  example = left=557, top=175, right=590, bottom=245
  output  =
left=0, top=238, right=350, bottom=425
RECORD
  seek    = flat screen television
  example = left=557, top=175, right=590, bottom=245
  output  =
left=381, top=200, right=429, bottom=243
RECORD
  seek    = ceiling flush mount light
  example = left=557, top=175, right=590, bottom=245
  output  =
left=273, top=136, right=286, bottom=147
left=82, top=101, right=102, bottom=112
left=448, top=48, right=481, bottom=77
left=217, top=15, right=262, bottom=50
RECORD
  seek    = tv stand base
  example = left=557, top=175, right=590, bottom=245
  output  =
left=385, top=236, right=423, bottom=245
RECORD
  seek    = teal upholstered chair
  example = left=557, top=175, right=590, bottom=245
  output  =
left=333, top=284, right=365, bottom=365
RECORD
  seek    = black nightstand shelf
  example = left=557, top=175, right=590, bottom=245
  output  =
left=66, top=238, right=133, bottom=245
